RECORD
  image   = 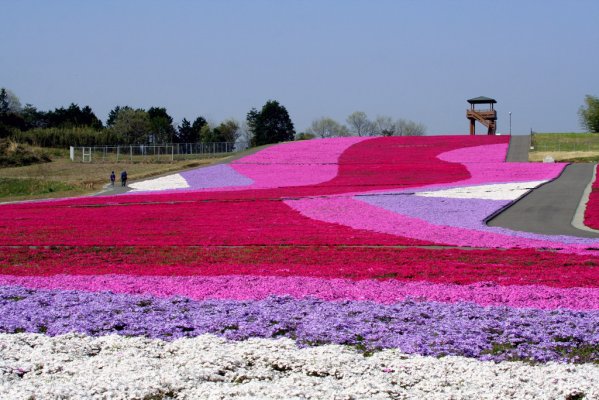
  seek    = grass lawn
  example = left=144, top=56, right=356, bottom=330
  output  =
left=0, top=154, right=227, bottom=202
left=0, top=178, right=78, bottom=199
left=530, top=133, right=599, bottom=162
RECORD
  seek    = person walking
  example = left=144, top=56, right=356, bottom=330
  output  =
left=110, top=171, right=116, bottom=187
left=121, top=170, right=128, bottom=187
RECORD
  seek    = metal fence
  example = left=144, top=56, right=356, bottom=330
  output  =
left=70, top=142, right=248, bottom=163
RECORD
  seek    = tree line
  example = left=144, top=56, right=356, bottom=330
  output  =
left=1, top=87, right=432, bottom=149
left=0, top=89, right=245, bottom=147
left=304, top=112, right=426, bottom=139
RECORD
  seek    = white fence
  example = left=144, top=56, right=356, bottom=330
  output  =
left=70, top=142, right=248, bottom=163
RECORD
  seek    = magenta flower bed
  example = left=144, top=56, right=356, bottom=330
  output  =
left=2, top=245, right=598, bottom=288
left=584, top=164, right=599, bottom=229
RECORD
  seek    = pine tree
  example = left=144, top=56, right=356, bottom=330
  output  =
left=246, top=100, right=295, bottom=146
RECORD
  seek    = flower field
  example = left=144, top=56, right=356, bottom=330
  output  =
left=1, top=136, right=599, bottom=399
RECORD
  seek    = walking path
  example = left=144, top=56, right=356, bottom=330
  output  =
left=505, top=134, right=531, bottom=162
left=96, top=184, right=131, bottom=195
left=487, top=135, right=599, bottom=237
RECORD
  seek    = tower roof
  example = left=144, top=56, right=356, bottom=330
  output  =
left=467, top=96, right=497, bottom=104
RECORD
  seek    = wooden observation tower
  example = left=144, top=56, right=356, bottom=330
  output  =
left=467, top=96, right=497, bottom=135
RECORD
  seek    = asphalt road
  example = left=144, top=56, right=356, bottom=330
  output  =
left=96, top=183, right=131, bottom=195
left=488, top=135, right=599, bottom=237
left=505, top=135, right=531, bottom=162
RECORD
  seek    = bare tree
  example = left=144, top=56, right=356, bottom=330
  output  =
left=0, top=88, right=22, bottom=113
left=307, top=117, right=348, bottom=138
left=373, top=115, right=396, bottom=136
left=238, top=120, right=252, bottom=145
left=346, top=111, right=373, bottom=137
left=396, top=119, right=426, bottom=136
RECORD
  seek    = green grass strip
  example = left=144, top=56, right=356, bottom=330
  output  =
left=0, top=178, right=76, bottom=198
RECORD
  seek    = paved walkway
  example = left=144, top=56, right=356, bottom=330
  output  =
left=505, top=135, right=531, bottom=162
left=488, top=135, right=599, bottom=237
left=96, top=184, right=132, bottom=196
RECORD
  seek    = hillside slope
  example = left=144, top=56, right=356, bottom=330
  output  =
left=1, top=135, right=598, bottom=399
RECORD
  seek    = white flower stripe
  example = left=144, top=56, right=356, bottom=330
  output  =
left=414, top=181, right=548, bottom=200
left=1, top=333, right=597, bottom=400
left=128, top=173, right=190, bottom=192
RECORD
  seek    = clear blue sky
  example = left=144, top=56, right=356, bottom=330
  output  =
left=2, top=0, right=598, bottom=135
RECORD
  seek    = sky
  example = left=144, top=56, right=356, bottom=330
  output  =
left=1, top=0, right=598, bottom=135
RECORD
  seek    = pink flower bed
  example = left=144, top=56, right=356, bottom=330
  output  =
left=2, top=274, right=598, bottom=310
left=437, top=144, right=566, bottom=186
left=286, top=196, right=598, bottom=253
left=231, top=137, right=368, bottom=188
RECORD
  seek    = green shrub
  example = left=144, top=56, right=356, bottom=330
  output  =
left=10, top=127, right=124, bottom=147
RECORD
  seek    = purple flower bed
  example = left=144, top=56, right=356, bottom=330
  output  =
left=179, top=164, right=253, bottom=189
left=360, top=195, right=506, bottom=229
left=359, top=194, right=599, bottom=246
left=1, top=286, right=598, bottom=363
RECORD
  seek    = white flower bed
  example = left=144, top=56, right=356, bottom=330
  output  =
left=415, top=181, right=547, bottom=200
left=1, top=333, right=597, bottom=399
left=128, top=173, right=189, bottom=192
